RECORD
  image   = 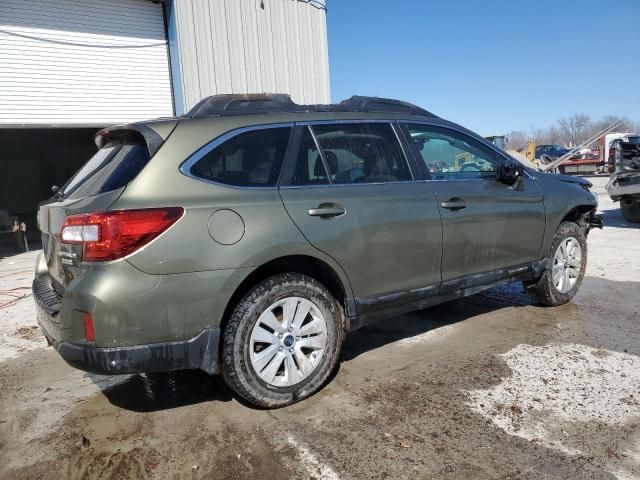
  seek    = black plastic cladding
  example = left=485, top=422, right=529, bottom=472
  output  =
left=185, top=93, right=437, bottom=118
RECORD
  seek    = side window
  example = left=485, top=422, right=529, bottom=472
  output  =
left=405, top=124, right=498, bottom=180
left=291, top=127, right=329, bottom=186
left=189, top=127, right=291, bottom=187
left=311, top=123, right=412, bottom=184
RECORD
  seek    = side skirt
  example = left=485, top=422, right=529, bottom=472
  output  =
left=346, top=259, right=547, bottom=332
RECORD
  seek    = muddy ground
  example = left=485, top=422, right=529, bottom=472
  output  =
left=1, top=176, right=639, bottom=479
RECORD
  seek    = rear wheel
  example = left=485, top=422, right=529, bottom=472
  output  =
left=525, top=222, right=587, bottom=306
left=621, top=198, right=640, bottom=223
left=221, top=273, right=344, bottom=408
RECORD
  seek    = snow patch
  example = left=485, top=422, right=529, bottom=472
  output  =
left=287, top=434, right=340, bottom=480
left=0, top=251, right=45, bottom=362
left=396, top=325, right=455, bottom=347
left=468, top=343, right=640, bottom=477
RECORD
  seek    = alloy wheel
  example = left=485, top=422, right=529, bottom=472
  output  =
left=552, top=236, right=582, bottom=294
left=249, top=296, right=328, bottom=387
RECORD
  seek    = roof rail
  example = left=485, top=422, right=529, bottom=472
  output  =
left=186, top=93, right=436, bottom=118
left=339, top=96, right=434, bottom=116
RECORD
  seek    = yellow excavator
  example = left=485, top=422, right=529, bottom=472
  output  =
left=485, top=135, right=536, bottom=164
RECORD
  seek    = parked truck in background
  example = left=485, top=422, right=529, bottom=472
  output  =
left=607, top=135, right=640, bottom=222
left=600, top=132, right=636, bottom=173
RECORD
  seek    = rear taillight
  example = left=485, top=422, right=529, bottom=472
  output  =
left=82, top=312, right=96, bottom=342
left=608, top=147, right=617, bottom=172
left=60, top=208, right=183, bottom=261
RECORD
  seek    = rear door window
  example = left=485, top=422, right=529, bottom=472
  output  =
left=310, top=123, right=412, bottom=184
left=189, top=127, right=291, bottom=187
left=62, top=138, right=151, bottom=199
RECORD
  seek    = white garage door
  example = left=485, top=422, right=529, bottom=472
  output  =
left=0, top=0, right=173, bottom=126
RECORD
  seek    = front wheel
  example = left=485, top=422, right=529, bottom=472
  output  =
left=221, top=273, right=345, bottom=408
left=524, top=222, right=587, bottom=306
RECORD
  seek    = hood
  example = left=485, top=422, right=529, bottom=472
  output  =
left=541, top=172, right=592, bottom=188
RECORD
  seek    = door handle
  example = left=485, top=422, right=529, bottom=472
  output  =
left=440, top=198, right=467, bottom=211
left=308, top=204, right=346, bottom=218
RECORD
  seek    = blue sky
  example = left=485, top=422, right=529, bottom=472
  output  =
left=326, top=0, right=640, bottom=135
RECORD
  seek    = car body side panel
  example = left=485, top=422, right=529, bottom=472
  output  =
left=532, top=172, right=598, bottom=257
left=429, top=177, right=546, bottom=281
left=279, top=182, right=443, bottom=315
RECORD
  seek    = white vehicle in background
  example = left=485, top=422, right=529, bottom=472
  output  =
left=607, top=135, right=640, bottom=223
left=600, top=132, right=636, bottom=173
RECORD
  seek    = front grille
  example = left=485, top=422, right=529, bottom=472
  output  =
left=32, top=276, right=62, bottom=316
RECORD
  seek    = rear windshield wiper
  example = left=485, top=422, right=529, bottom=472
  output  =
left=52, top=185, right=67, bottom=201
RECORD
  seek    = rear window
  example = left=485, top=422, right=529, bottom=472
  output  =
left=188, top=127, right=291, bottom=187
left=62, top=138, right=150, bottom=199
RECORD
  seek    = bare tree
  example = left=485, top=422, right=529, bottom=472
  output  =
left=517, top=115, right=638, bottom=149
left=558, top=114, right=591, bottom=146
left=506, top=130, right=529, bottom=150
left=531, top=125, right=562, bottom=146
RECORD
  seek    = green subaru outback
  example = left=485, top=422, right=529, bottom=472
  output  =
left=33, top=94, right=602, bottom=407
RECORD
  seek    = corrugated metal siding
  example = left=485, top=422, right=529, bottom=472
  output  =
left=0, top=0, right=173, bottom=126
left=174, top=0, right=330, bottom=111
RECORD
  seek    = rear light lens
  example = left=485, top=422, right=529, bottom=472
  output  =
left=82, top=312, right=96, bottom=342
left=608, top=147, right=617, bottom=172
left=60, top=208, right=183, bottom=261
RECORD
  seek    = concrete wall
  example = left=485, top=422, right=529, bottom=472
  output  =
left=170, top=0, right=330, bottom=112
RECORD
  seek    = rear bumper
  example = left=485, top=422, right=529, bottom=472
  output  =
left=55, top=329, right=220, bottom=375
left=606, top=173, right=640, bottom=200
left=35, top=294, right=221, bottom=375
left=31, top=251, right=242, bottom=375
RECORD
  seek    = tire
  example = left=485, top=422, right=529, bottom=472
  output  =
left=524, top=222, right=587, bottom=306
left=221, top=273, right=345, bottom=408
left=621, top=198, right=640, bottom=223
left=539, top=154, right=553, bottom=165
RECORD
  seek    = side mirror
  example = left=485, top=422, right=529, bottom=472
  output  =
left=496, top=161, right=524, bottom=186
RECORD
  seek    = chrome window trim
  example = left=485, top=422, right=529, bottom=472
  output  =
left=182, top=118, right=516, bottom=190
left=179, top=122, right=295, bottom=189
left=295, top=118, right=396, bottom=126
left=279, top=180, right=420, bottom=190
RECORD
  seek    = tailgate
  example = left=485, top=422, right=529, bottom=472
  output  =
left=38, top=191, right=125, bottom=288
left=37, top=130, right=158, bottom=289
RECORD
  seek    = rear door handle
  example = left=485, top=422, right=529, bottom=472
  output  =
left=308, top=204, right=346, bottom=218
left=440, top=198, right=467, bottom=211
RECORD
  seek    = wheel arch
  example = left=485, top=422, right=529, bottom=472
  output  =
left=560, top=204, right=597, bottom=225
left=218, top=254, right=354, bottom=354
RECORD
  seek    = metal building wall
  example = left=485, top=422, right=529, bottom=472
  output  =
left=0, top=0, right=173, bottom=126
left=172, top=0, right=330, bottom=112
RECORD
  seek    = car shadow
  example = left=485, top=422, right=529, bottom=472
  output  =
left=341, top=282, right=530, bottom=361
left=99, top=283, right=531, bottom=412
left=97, top=370, right=235, bottom=412
left=599, top=208, right=640, bottom=229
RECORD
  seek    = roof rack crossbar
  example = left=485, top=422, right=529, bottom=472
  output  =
left=186, top=94, right=436, bottom=118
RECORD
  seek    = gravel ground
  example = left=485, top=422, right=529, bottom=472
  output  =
left=0, top=176, right=639, bottom=479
